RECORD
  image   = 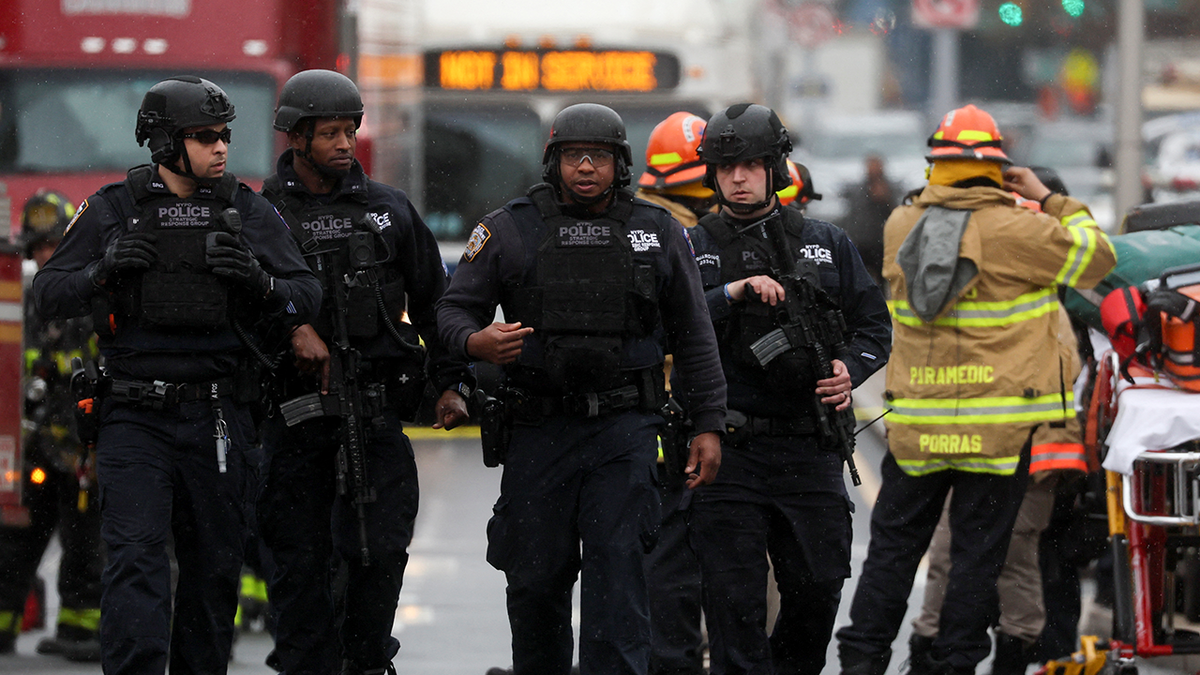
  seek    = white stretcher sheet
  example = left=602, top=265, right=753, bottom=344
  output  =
left=1101, top=372, right=1200, bottom=475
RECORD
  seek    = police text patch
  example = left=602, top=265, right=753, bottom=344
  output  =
left=626, top=229, right=661, bottom=252
left=463, top=223, right=491, bottom=262
left=557, top=222, right=612, bottom=247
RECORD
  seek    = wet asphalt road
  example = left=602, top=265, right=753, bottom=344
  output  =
left=4, top=377, right=1191, bottom=674
left=1, top=409, right=900, bottom=675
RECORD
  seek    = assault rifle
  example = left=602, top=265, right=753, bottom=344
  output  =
left=746, top=212, right=861, bottom=486
left=330, top=240, right=377, bottom=566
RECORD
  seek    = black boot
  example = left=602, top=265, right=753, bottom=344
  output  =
left=839, top=644, right=891, bottom=675
left=341, top=660, right=397, bottom=675
left=990, top=633, right=1034, bottom=675
left=909, top=634, right=935, bottom=664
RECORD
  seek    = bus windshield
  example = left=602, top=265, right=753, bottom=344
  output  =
left=0, top=70, right=276, bottom=178
left=421, top=101, right=712, bottom=241
left=423, top=102, right=544, bottom=240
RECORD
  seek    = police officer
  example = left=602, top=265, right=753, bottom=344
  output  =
left=32, top=76, right=321, bottom=675
left=256, top=69, right=471, bottom=675
left=686, top=103, right=891, bottom=675
left=634, top=110, right=713, bottom=675
left=437, top=103, right=726, bottom=675
left=0, top=191, right=103, bottom=662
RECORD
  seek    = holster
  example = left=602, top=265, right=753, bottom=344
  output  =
left=69, top=358, right=104, bottom=449
left=473, top=389, right=511, bottom=468
left=658, top=397, right=691, bottom=489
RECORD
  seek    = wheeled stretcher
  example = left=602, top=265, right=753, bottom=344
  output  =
left=1098, top=351, right=1200, bottom=661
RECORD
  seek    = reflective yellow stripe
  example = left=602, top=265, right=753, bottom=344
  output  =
left=58, top=607, right=100, bottom=632
left=240, top=573, right=269, bottom=602
left=896, top=454, right=1021, bottom=476
left=889, top=391, right=1072, bottom=425
left=889, top=288, right=1058, bottom=328
left=1055, top=211, right=1105, bottom=286
left=649, top=152, right=684, bottom=166
left=955, top=130, right=996, bottom=142
left=0, top=610, right=19, bottom=634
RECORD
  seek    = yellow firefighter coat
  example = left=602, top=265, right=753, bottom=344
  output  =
left=883, top=185, right=1116, bottom=476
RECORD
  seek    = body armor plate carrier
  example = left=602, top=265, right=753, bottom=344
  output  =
left=117, top=165, right=237, bottom=332
left=699, top=211, right=824, bottom=395
left=262, top=177, right=407, bottom=342
left=509, top=184, right=659, bottom=393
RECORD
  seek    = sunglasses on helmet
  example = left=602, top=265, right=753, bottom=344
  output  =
left=181, top=128, right=233, bottom=145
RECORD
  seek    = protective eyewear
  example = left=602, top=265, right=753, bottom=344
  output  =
left=182, top=128, right=233, bottom=145
left=560, top=148, right=614, bottom=168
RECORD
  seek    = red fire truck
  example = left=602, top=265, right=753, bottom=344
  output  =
left=0, top=0, right=350, bottom=237
left=0, top=0, right=350, bottom=523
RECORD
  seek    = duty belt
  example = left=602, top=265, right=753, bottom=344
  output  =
left=509, top=384, right=642, bottom=421
left=725, top=409, right=817, bottom=437
left=109, top=378, right=235, bottom=410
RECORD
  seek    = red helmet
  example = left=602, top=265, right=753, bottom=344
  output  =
left=638, top=112, right=707, bottom=189
left=926, top=104, right=1010, bottom=164
left=777, top=160, right=821, bottom=206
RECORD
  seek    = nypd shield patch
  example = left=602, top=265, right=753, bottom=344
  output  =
left=463, top=223, right=491, bottom=262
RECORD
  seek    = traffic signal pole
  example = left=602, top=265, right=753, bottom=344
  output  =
left=1114, top=0, right=1145, bottom=224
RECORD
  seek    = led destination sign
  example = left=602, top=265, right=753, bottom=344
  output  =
left=426, top=49, right=681, bottom=92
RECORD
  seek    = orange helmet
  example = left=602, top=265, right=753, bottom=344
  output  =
left=777, top=160, right=821, bottom=206
left=926, top=104, right=1010, bottom=164
left=638, top=112, right=707, bottom=189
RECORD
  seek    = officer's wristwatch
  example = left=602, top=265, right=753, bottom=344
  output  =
left=450, top=382, right=473, bottom=400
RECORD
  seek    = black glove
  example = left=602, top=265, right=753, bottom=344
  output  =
left=87, top=232, right=158, bottom=288
left=205, top=231, right=273, bottom=298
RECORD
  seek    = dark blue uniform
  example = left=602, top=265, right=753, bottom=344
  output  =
left=32, top=166, right=320, bottom=675
left=256, top=150, right=472, bottom=674
left=686, top=207, right=890, bottom=675
left=437, top=188, right=726, bottom=675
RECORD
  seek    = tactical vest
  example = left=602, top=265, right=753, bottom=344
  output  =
left=115, top=166, right=237, bottom=333
left=263, top=176, right=408, bottom=344
left=699, top=210, right=826, bottom=395
left=507, top=184, right=663, bottom=393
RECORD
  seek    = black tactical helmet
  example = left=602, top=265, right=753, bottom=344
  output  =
left=136, top=76, right=236, bottom=165
left=273, top=69, right=364, bottom=133
left=19, top=190, right=75, bottom=259
left=699, top=103, right=793, bottom=193
left=542, top=103, right=633, bottom=188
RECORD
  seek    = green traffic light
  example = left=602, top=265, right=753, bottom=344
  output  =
left=1062, top=0, right=1085, bottom=17
left=998, top=2, right=1023, bottom=26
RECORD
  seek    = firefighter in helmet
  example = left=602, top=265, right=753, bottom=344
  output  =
left=0, top=190, right=104, bottom=662
left=835, top=104, right=1115, bottom=675
left=32, top=76, right=320, bottom=673
left=437, top=102, right=726, bottom=675
left=776, top=159, right=822, bottom=211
